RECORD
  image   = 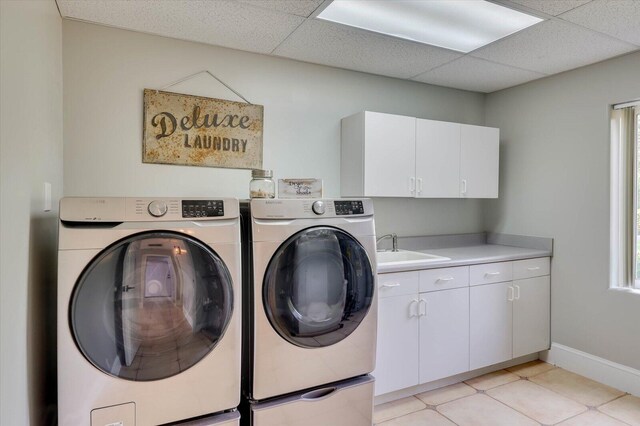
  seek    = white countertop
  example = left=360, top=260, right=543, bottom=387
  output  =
left=377, top=244, right=551, bottom=273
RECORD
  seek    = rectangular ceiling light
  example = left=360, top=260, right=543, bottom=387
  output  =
left=316, top=0, right=543, bottom=53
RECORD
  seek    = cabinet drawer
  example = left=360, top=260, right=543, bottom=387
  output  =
left=419, top=266, right=469, bottom=292
left=470, top=262, right=512, bottom=286
left=378, top=271, right=419, bottom=298
left=513, top=257, right=550, bottom=280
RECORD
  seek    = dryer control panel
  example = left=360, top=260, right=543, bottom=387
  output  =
left=182, top=200, right=225, bottom=218
left=59, top=197, right=239, bottom=222
left=334, top=200, right=364, bottom=216
left=250, top=198, right=373, bottom=219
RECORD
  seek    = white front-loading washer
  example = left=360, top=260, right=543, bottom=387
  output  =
left=241, top=198, right=377, bottom=402
left=57, top=197, right=241, bottom=426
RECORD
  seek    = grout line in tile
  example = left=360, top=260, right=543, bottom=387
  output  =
left=594, top=394, right=635, bottom=426
left=434, top=405, right=463, bottom=426
left=425, top=405, right=462, bottom=426
left=374, top=395, right=427, bottom=423
left=483, top=378, right=551, bottom=425
left=528, top=367, right=627, bottom=409
left=403, top=363, right=628, bottom=426
left=595, top=392, right=630, bottom=408
left=427, top=387, right=479, bottom=408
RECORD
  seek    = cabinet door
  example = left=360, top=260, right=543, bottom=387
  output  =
left=415, top=119, right=461, bottom=198
left=419, top=288, right=469, bottom=383
left=470, top=282, right=512, bottom=370
left=363, top=112, right=416, bottom=197
left=460, top=124, right=499, bottom=198
left=373, top=294, right=419, bottom=396
left=513, top=276, right=550, bottom=358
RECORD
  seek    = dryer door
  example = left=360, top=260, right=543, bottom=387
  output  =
left=70, top=231, right=234, bottom=381
left=263, top=227, right=374, bottom=348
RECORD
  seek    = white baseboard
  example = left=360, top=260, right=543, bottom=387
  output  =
left=541, top=343, right=640, bottom=397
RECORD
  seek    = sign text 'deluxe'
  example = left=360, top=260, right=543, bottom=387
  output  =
left=143, top=89, right=263, bottom=169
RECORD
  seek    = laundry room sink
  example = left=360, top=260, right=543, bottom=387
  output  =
left=376, top=249, right=450, bottom=270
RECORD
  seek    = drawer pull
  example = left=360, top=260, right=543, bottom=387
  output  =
left=302, top=387, right=337, bottom=401
left=485, top=271, right=501, bottom=277
left=437, top=277, right=455, bottom=282
left=514, top=284, right=521, bottom=300
left=507, top=286, right=514, bottom=302
left=381, top=282, right=400, bottom=288
left=526, top=266, right=541, bottom=271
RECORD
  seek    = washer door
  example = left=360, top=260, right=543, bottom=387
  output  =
left=70, top=231, right=233, bottom=381
left=263, top=227, right=374, bottom=348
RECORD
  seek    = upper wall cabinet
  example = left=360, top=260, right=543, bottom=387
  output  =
left=341, top=111, right=500, bottom=199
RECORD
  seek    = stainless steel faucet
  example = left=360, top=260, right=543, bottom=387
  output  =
left=376, top=233, right=398, bottom=252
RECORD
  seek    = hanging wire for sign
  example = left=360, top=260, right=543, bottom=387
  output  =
left=156, top=70, right=253, bottom=105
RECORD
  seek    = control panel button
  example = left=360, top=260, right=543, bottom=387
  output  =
left=148, top=200, right=168, bottom=217
left=312, top=200, right=326, bottom=215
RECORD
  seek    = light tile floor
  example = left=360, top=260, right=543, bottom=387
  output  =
left=374, top=361, right=640, bottom=426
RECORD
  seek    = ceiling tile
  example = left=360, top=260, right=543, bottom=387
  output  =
left=412, top=57, right=547, bottom=93
left=560, top=0, right=640, bottom=46
left=273, top=19, right=462, bottom=79
left=238, top=0, right=324, bottom=18
left=471, top=19, right=637, bottom=74
left=505, top=0, right=592, bottom=16
left=57, top=0, right=305, bottom=54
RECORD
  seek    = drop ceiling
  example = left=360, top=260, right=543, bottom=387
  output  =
left=56, top=0, right=640, bottom=93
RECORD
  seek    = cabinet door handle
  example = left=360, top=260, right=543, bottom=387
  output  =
left=417, top=178, right=423, bottom=194
left=507, top=286, right=514, bottom=302
left=409, top=177, right=416, bottom=193
left=527, top=266, right=540, bottom=271
left=437, top=277, right=454, bottom=282
left=514, top=284, right=521, bottom=300
left=485, top=271, right=501, bottom=277
left=419, top=298, right=427, bottom=316
left=409, top=299, right=419, bottom=317
left=461, top=179, right=467, bottom=195
left=381, top=282, right=400, bottom=288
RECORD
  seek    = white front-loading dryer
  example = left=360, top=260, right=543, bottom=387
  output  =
left=57, top=197, right=241, bottom=426
left=242, top=199, right=377, bottom=401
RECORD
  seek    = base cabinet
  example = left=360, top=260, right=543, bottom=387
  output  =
left=374, top=268, right=470, bottom=396
left=469, top=260, right=551, bottom=370
left=513, top=276, right=551, bottom=358
left=374, top=294, right=419, bottom=395
left=470, top=282, right=513, bottom=370
left=375, top=257, right=550, bottom=397
left=419, top=288, right=469, bottom=383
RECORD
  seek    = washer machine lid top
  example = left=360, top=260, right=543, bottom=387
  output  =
left=60, top=197, right=239, bottom=223
left=70, top=230, right=234, bottom=381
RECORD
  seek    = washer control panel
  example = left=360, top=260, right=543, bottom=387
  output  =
left=334, top=200, right=365, bottom=216
left=182, top=200, right=225, bottom=218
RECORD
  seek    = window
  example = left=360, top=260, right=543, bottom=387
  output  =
left=610, top=101, right=640, bottom=290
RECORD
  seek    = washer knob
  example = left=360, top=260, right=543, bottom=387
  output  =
left=148, top=200, right=168, bottom=217
left=312, top=200, right=326, bottom=215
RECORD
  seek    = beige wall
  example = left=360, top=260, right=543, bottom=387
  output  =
left=485, top=51, right=640, bottom=369
left=62, top=20, right=486, bottom=237
left=0, top=0, right=63, bottom=424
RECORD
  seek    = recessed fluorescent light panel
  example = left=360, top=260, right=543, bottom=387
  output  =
left=316, top=0, right=543, bottom=53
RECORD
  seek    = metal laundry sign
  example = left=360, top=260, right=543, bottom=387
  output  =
left=143, top=89, right=264, bottom=169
